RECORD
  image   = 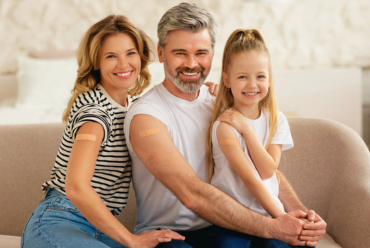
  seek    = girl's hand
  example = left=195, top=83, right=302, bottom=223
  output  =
left=204, top=81, right=219, bottom=96
left=217, top=108, right=250, bottom=134
left=130, top=229, right=185, bottom=248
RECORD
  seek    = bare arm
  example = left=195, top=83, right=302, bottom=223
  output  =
left=129, top=114, right=309, bottom=246
left=278, top=171, right=327, bottom=247
left=217, top=109, right=279, bottom=179
left=216, top=122, right=285, bottom=218
left=277, top=170, right=307, bottom=212
left=65, top=122, right=184, bottom=248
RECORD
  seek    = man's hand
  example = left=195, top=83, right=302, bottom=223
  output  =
left=299, top=210, right=327, bottom=247
left=204, top=81, right=218, bottom=96
left=268, top=210, right=309, bottom=246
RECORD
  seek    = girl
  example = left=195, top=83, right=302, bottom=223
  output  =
left=21, top=15, right=185, bottom=248
left=207, top=29, right=311, bottom=247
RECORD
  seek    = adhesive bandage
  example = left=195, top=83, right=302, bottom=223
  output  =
left=76, top=134, right=97, bottom=142
left=139, top=128, right=160, bottom=138
left=219, top=139, right=239, bottom=146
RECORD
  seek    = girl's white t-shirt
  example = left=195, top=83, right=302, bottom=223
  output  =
left=211, top=111, right=294, bottom=217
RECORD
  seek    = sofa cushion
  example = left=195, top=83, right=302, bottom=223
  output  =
left=0, top=233, right=341, bottom=248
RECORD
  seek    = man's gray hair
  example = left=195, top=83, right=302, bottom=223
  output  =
left=157, top=2, right=217, bottom=48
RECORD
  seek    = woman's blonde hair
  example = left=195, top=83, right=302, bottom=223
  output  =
left=206, top=29, right=278, bottom=181
left=62, top=15, right=154, bottom=123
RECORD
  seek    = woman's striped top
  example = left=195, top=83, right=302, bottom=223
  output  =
left=42, top=85, right=137, bottom=215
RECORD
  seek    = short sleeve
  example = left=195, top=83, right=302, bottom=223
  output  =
left=69, top=103, right=112, bottom=146
left=271, top=112, right=294, bottom=151
left=124, top=102, right=168, bottom=151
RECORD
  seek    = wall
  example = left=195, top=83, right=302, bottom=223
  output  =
left=0, top=0, right=369, bottom=141
left=0, top=0, right=370, bottom=73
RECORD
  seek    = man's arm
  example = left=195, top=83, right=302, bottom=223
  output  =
left=277, top=170, right=327, bottom=246
left=129, top=114, right=308, bottom=246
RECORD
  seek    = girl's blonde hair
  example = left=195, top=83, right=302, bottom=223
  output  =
left=206, top=29, right=278, bottom=181
left=62, top=15, right=154, bottom=123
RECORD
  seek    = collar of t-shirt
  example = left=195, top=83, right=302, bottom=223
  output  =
left=96, top=84, right=132, bottom=112
left=158, top=83, right=207, bottom=108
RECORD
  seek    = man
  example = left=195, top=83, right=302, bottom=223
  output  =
left=124, top=3, right=326, bottom=248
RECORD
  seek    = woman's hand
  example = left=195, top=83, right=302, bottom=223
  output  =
left=204, top=81, right=219, bottom=96
left=217, top=108, right=250, bottom=134
left=130, top=229, right=185, bottom=248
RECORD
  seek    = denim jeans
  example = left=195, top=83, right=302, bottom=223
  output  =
left=156, top=226, right=213, bottom=248
left=212, top=225, right=315, bottom=248
left=21, top=188, right=125, bottom=248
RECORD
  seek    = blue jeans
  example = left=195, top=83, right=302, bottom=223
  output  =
left=212, top=225, right=315, bottom=248
left=156, top=226, right=213, bottom=248
left=21, top=188, right=125, bottom=248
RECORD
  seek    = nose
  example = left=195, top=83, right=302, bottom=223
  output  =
left=246, top=78, right=257, bottom=88
left=117, top=56, right=129, bottom=68
left=184, top=54, right=198, bottom=69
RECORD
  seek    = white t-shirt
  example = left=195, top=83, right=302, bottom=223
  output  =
left=124, top=83, right=214, bottom=234
left=211, top=111, right=293, bottom=217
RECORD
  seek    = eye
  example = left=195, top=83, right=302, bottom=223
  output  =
left=176, top=52, right=185, bottom=56
left=106, top=55, right=115, bottom=58
left=128, top=51, right=137, bottom=56
left=257, top=75, right=266, bottom=79
left=238, top=76, right=246, bottom=79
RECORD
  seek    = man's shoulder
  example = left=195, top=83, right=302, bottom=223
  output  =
left=129, top=84, right=165, bottom=112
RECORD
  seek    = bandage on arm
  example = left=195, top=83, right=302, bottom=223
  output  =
left=76, top=134, right=97, bottom=142
left=216, top=122, right=285, bottom=218
left=139, top=128, right=160, bottom=138
left=66, top=122, right=132, bottom=245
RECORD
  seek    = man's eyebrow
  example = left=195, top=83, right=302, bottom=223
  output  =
left=171, top=49, right=187, bottom=53
left=197, top=49, right=210, bottom=53
left=170, top=48, right=211, bottom=53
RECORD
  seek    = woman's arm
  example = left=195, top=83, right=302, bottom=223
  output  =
left=65, top=122, right=184, bottom=248
left=216, top=122, right=285, bottom=218
left=217, top=109, right=280, bottom=179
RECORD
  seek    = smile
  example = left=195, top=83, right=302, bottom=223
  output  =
left=182, top=72, right=198, bottom=76
left=114, top=71, right=132, bottom=77
left=243, top=92, right=259, bottom=96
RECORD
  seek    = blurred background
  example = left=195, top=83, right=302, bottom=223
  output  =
left=0, top=0, right=369, bottom=147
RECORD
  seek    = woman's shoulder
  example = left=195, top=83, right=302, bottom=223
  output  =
left=72, top=87, right=107, bottom=108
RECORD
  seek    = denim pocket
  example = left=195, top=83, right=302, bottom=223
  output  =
left=50, top=195, right=79, bottom=212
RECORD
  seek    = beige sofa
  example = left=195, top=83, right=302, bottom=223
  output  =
left=1, top=118, right=369, bottom=248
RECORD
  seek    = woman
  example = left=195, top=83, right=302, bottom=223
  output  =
left=21, top=15, right=184, bottom=248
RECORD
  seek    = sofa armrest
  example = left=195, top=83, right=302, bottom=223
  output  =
left=324, top=131, right=370, bottom=248
left=283, top=118, right=370, bottom=248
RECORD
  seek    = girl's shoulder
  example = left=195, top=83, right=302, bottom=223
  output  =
left=263, top=110, right=288, bottom=123
left=212, top=120, right=241, bottom=140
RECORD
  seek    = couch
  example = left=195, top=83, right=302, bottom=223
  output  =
left=0, top=118, right=369, bottom=248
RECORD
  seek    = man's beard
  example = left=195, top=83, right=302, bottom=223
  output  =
left=163, top=56, right=209, bottom=93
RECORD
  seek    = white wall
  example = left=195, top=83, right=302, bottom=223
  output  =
left=0, top=0, right=369, bottom=140
left=0, top=0, right=370, bottom=73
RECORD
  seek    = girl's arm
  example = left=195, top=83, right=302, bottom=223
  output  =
left=65, top=122, right=184, bottom=248
left=217, top=109, right=280, bottom=179
left=216, top=122, right=285, bottom=218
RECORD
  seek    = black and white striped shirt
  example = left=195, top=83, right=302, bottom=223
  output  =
left=42, top=85, right=136, bottom=215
